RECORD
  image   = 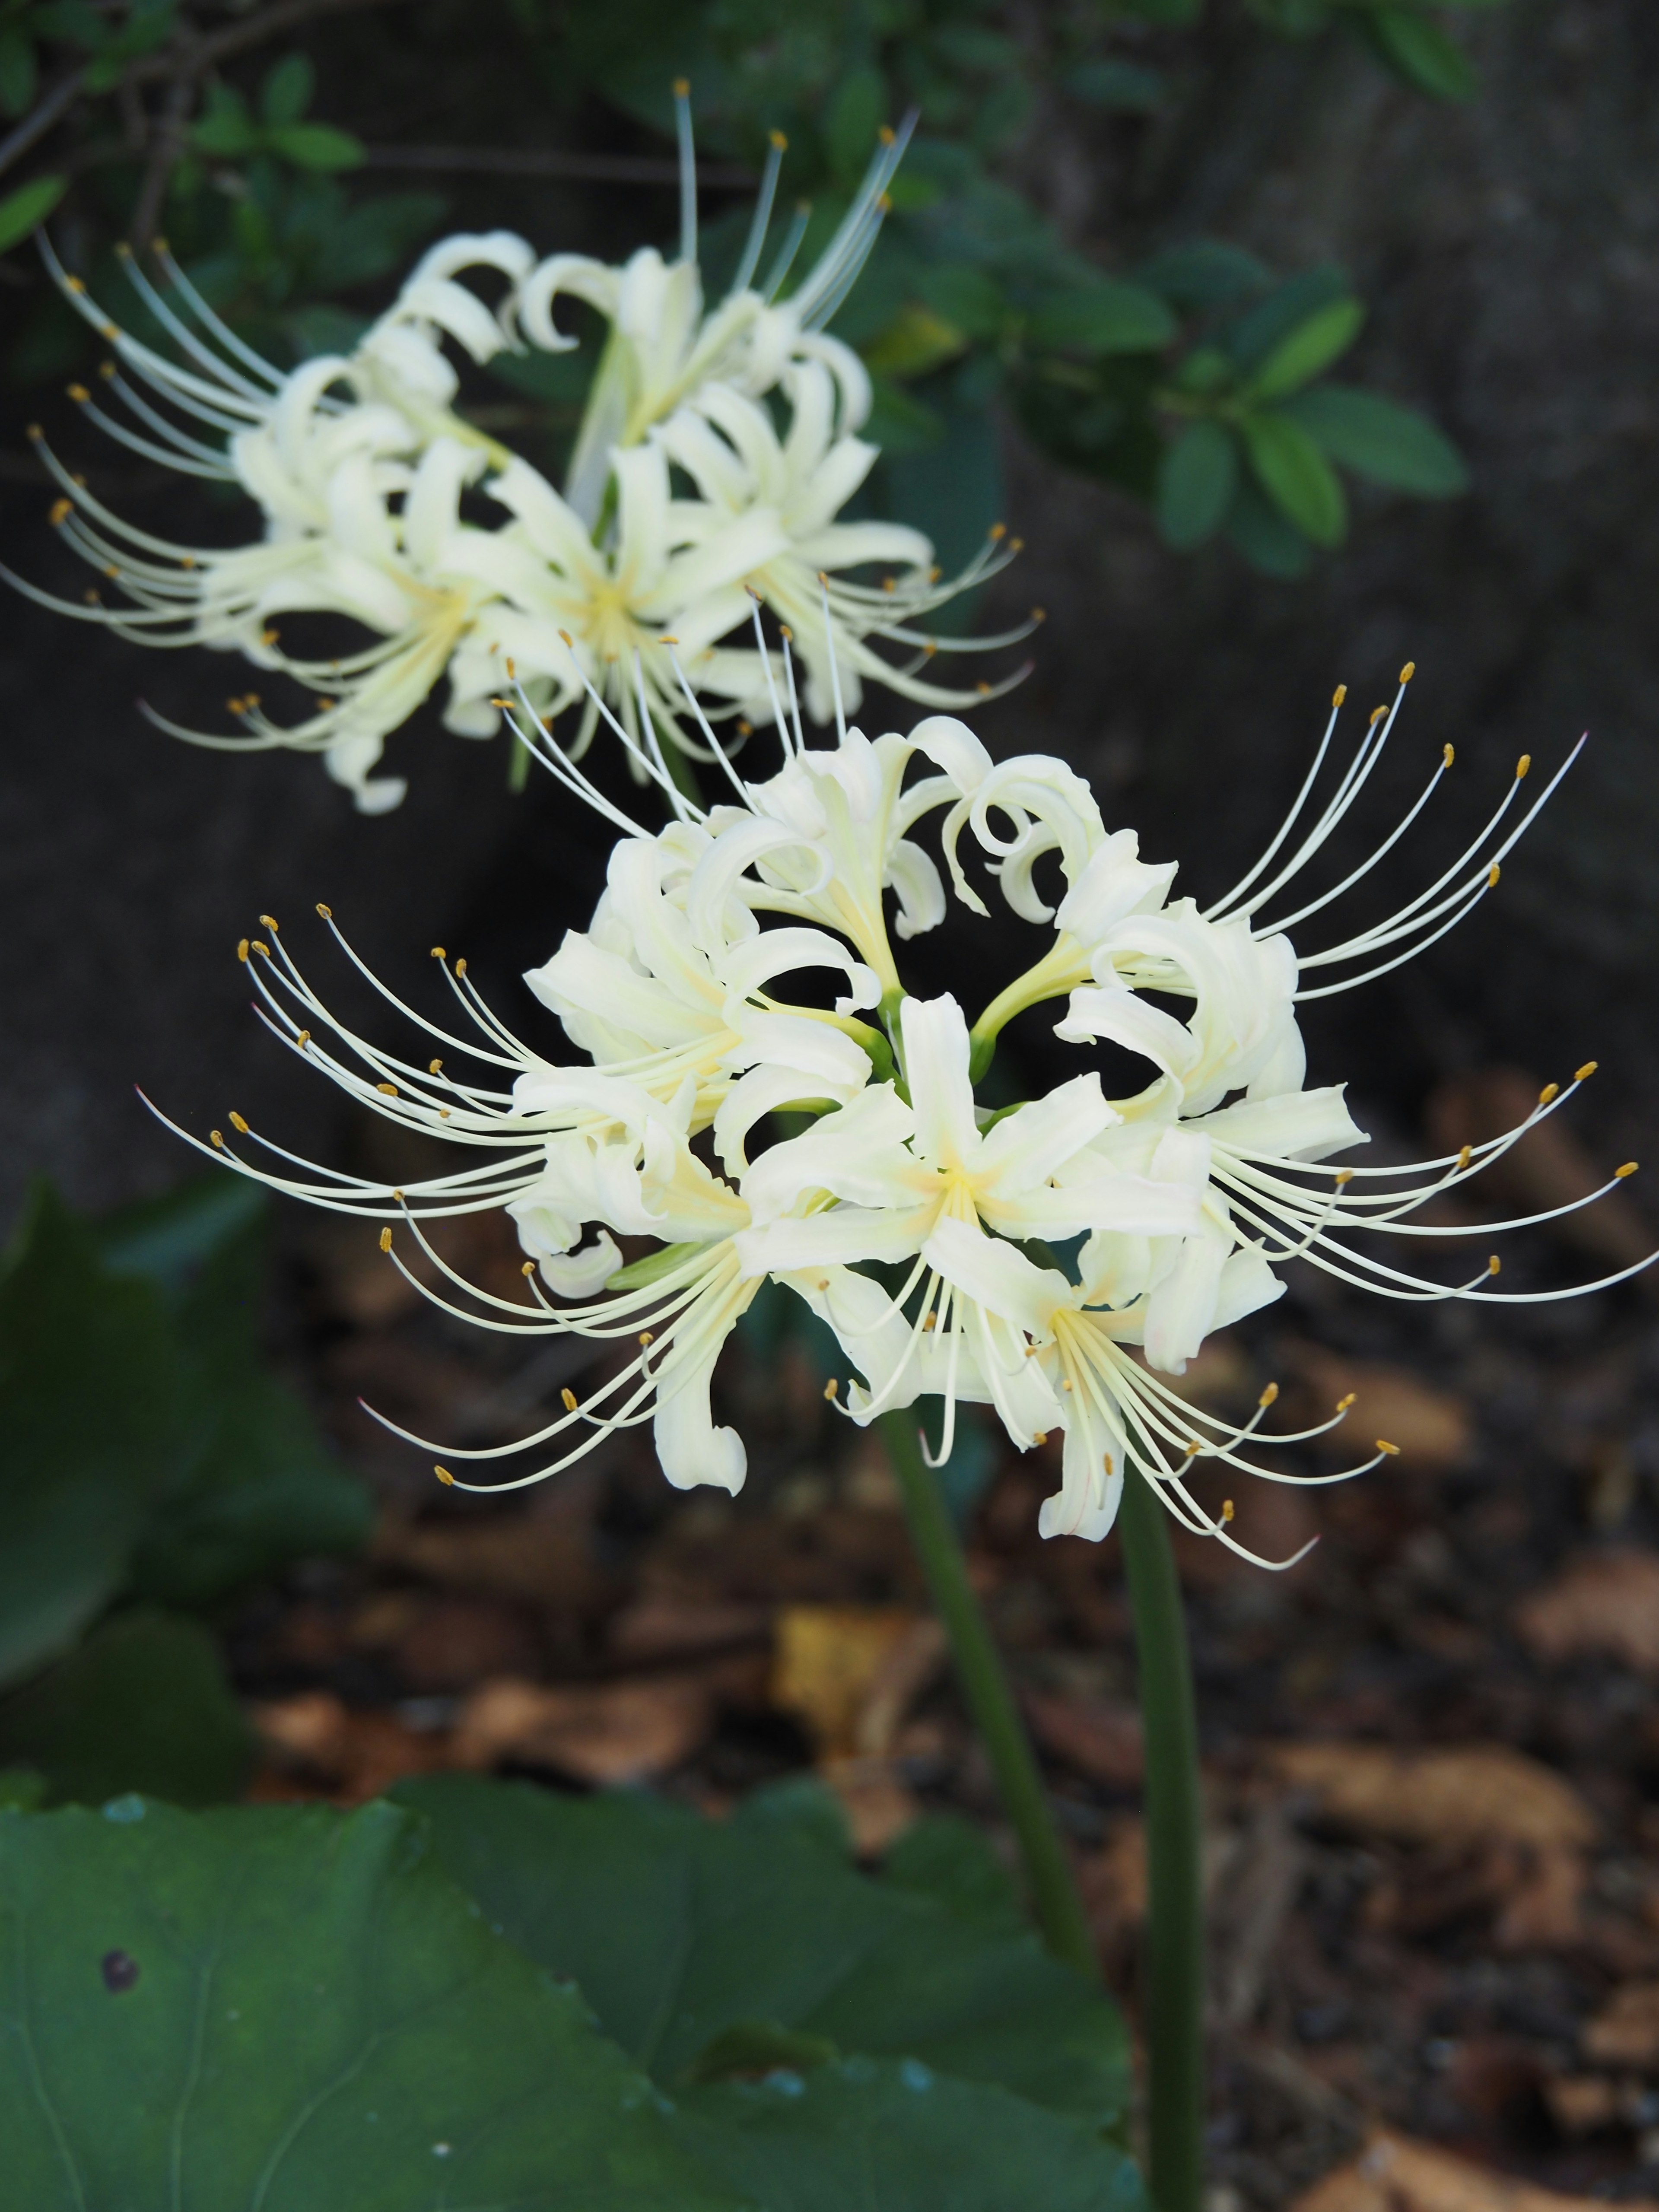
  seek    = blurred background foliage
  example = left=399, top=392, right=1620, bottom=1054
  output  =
left=0, top=0, right=1493, bottom=575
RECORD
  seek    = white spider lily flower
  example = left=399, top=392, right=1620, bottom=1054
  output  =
left=517, top=93, right=906, bottom=522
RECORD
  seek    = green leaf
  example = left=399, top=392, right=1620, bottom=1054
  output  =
left=1060, top=58, right=1165, bottom=112
left=1241, top=409, right=1348, bottom=545
left=1361, top=6, right=1480, bottom=100
left=916, top=263, right=1006, bottom=342
left=1220, top=262, right=1349, bottom=373
left=826, top=65, right=887, bottom=183
left=1137, top=240, right=1268, bottom=311
left=270, top=122, right=366, bottom=173
left=882, top=1815, right=1025, bottom=1936
left=1226, top=476, right=1316, bottom=577
left=0, top=1611, right=251, bottom=1806
left=393, top=1774, right=1134, bottom=2132
left=192, top=85, right=259, bottom=159
left=861, top=302, right=968, bottom=380
left=0, top=171, right=65, bottom=255
left=0, top=1798, right=741, bottom=2206
left=1282, top=383, right=1469, bottom=494
left=676, top=2059, right=1150, bottom=2212
left=1027, top=280, right=1177, bottom=356
left=1243, top=295, right=1365, bottom=400
left=0, top=1185, right=184, bottom=1688
left=0, top=24, right=37, bottom=119
left=260, top=50, right=314, bottom=126
left=1156, top=420, right=1239, bottom=548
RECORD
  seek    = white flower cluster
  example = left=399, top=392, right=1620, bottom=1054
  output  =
left=169, top=666, right=1650, bottom=1563
left=7, top=101, right=1025, bottom=813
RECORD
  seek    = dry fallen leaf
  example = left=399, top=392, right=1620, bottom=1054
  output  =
left=1541, top=2075, right=1622, bottom=2136
left=251, top=1691, right=451, bottom=1802
left=1292, top=2128, right=1659, bottom=2212
left=452, top=1675, right=711, bottom=1786
left=1284, top=1345, right=1473, bottom=1471
left=1079, top=1816, right=1147, bottom=1978
left=1270, top=1742, right=1597, bottom=1852
left=771, top=1605, right=927, bottom=1758
left=1427, top=1068, right=1653, bottom=1275
left=819, top=1756, right=923, bottom=1856
left=608, top=1595, right=775, bottom=1663
left=1023, top=1687, right=1144, bottom=1788
left=373, top=1497, right=604, bottom=1611
left=1581, top=1979, right=1659, bottom=2068
left=1515, top=1550, right=1659, bottom=1675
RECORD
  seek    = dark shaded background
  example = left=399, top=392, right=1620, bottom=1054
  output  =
left=2, top=0, right=1655, bottom=1230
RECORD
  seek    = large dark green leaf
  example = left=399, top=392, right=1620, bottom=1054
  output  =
left=1243, top=296, right=1365, bottom=401
left=676, top=2059, right=1149, bottom=2212
left=1360, top=6, right=1480, bottom=100
left=0, top=1797, right=739, bottom=2208
left=1027, top=280, right=1176, bottom=356
left=0, top=1611, right=251, bottom=1807
left=0, top=1185, right=184, bottom=1688
left=1283, top=384, right=1469, bottom=495
left=393, top=1775, right=1133, bottom=2132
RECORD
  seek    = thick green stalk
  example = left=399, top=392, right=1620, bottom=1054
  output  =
left=1117, top=1471, right=1205, bottom=2212
left=877, top=1408, right=1096, bottom=1980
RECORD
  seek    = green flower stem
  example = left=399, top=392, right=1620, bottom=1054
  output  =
left=877, top=1407, right=1096, bottom=1981
left=1117, top=1468, right=1205, bottom=2212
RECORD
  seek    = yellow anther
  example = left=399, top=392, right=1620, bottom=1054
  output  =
left=779, top=623, right=792, bottom=640
left=379, top=1227, right=392, bottom=1252
left=1487, top=863, right=1501, bottom=887
left=879, top=124, right=895, bottom=144
left=1184, top=1439, right=1202, bottom=1458
left=314, top=698, right=336, bottom=713
left=988, top=522, right=1006, bottom=540
left=824, top=1378, right=839, bottom=1402
left=431, top=947, right=445, bottom=960
left=391, top=1190, right=404, bottom=1204
left=49, top=498, right=71, bottom=525
left=975, top=680, right=992, bottom=696
left=522, top=1260, right=535, bottom=1276
left=1617, top=1161, right=1638, bottom=1178
left=1033, top=1430, right=1048, bottom=1446
left=251, top=940, right=270, bottom=958
left=1443, top=743, right=1455, bottom=766
left=429, top=1058, right=442, bottom=1074
left=1376, top=1438, right=1401, bottom=1456
left=296, top=1030, right=310, bottom=1048
left=316, top=903, right=333, bottom=919
left=153, top=235, right=168, bottom=254
left=558, top=628, right=573, bottom=646
left=1221, top=1500, right=1235, bottom=1523
left=181, top=554, right=196, bottom=570
left=1010, top=536, right=1024, bottom=552
left=877, top=191, right=891, bottom=213
left=1061, top=1377, right=1073, bottom=1391
left=229, top=1111, right=249, bottom=1133
left=438, top=1108, right=451, bottom=1120
left=27, top=423, right=42, bottom=440
left=259, top=914, right=279, bottom=931
left=210, top=1129, right=224, bottom=1148
left=1487, top=1255, right=1501, bottom=1275
left=504, top=657, right=515, bottom=680
left=66, top=276, right=85, bottom=292
left=1369, top=705, right=1387, bottom=726
left=658, top=634, right=679, bottom=645
left=1457, top=1144, right=1472, bottom=1169
left=1332, top=684, right=1347, bottom=707
left=1574, top=1061, right=1598, bottom=1081
left=673, top=75, right=690, bottom=95
left=561, top=1387, right=579, bottom=1413
left=376, top=1082, right=397, bottom=1096
left=769, top=129, right=788, bottom=149
left=1538, top=1083, right=1558, bottom=1105
left=1259, top=1381, right=1280, bottom=1408
left=1334, top=1168, right=1354, bottom=1185
left=435, top=1465, right=454, bottom=1486
left=1103, top=1452, right=1114, bottom=1476
left=67, top=383, right=89, bottom=403
left=1516, top=753, right=1531, bottom=779
left=455, top=958, right=468, bottom=977
left=1336, top=1392, right=1356, bottom=1412
left=639, top=1330, right=655, bottom=1346
left=99, top=322, right=117, bottom=340
left=102, top=564, right=118, bottom=580
left=1031, top=605, right=1046, bottom=622
left=921, top=1310, right=937, bottom=1331
left=83, top=589, right=101, bottom=604
left=1399, top=661, right=1415, bottom=683
left=236, top=938, right=249, bottom=962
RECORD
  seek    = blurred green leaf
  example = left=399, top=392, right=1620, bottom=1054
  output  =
left=0, top=170, right=64, bottom=253
left=1362, top=5, right=1480, bottom=99
left=1156, top=419, right=1239, bottom=548
left=1243, top=295, right=1364, bottom=400
left=1242, top=409, right=1348, bottom=543
left=1027, top=280, right=1176, bottom=356
left=0, top=1185, right=184, bottom=1690
left=865, top=373, right=947, bottom=454
left=260, top=50, right=314, bottom=126
left=1137, top=239, right=1268, bottom=311
left=192, top=83, right=259, bottom=159
left=1282, top=382, right=1469, bottom=493
left=826, top=64, right=886, bottom=182
left=916, top=262, right=1005, bottom=341
left=862, top=301, right=967, bottom=379
left=1060, top=57, right=1164, bottom=111
left=0, top=22, right=37, bottom=118
left=0, top=1798, right=737, bottom=2206
left=268, top=121, right=365, bottom=172
left=882, top=1814, right=1026, bottom=1936
left=393, top=1773, right=1135, bottom=2131
left=1227, top=474, right=1316, bottom=576
left=0, top=1610, right=251, bottom=1807
left=1220, top=263, right=1349, bottom=372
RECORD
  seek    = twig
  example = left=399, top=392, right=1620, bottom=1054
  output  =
left=129, top=73, right=196, bottom=248
left=0, top=66, right=87, bottom=182
left=359, top=143, right=754, bottom=188
left=130, top=0, right=408, bottom=80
